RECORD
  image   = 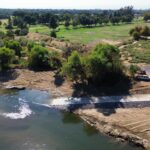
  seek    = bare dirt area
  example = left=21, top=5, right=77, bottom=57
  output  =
left=0, top=69, right=73, bottom=97
left=76, top=108, right=150, bottom=149
left=0, top=69, right=150, bottom=97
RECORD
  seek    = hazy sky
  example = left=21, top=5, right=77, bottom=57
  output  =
left=0, top=0, right=149, bottom=9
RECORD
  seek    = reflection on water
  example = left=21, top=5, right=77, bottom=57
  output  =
left=0, top=89, right=142, bottom=150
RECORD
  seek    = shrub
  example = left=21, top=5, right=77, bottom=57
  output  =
left=62, top=44, right=123, bottom=85
left=27, top=41, right=35, bottom=51
left=15, top=29, right=21, bottom=36
left=19, top=28, right=29, bottom=36
left=84, top=44, right=122, bottom=84
left=129, top=64, right=139, bottom=76
left=19, top=38, right=28, bottom=47
left=5, top=40, right=22, bottom=57
left=50, top=30, right=57, bottom=38
left=140, top=26, right=150, bottom=36
left=0, top=47, right=14, bottom=71
left=129, top=26, right=150, bottom=40
left=28, top=45, right=50, bottom=70
left=6, top=30, right=14, bottom=38
left=61, top=51, right=84, bottom=81
left=49, top=51, right=62, bottom=70
left=0, top=31, right=5, bottom=38
left=132, top=31, right=140, bottom=40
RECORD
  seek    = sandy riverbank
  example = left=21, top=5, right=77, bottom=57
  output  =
left=0, top=69, right=150, bottom=149
left=75, top=108, right=150, bottom=149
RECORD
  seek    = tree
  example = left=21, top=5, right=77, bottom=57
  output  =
left=6, top=40, right=22, bottom=57
left=27, top=41, right=35, bottom=51
left=5, top=17, right=13, bottom=30
left=84, top=44, right=122, bottom=84
left=0, top=31, right=5, bottom=38
left=49, top=16, right=58, bottom=30
left=28, top=45, right=50, bottom=70
left=129, top=26, right=150, bottom=40
left=0, top=47, right=14, bottom=71
left=50, top=30, right=57, bottom=38
left=140, top=26, right=150, bottom=36
left=61, top=51, right=83, bottom=81
left=132, top=31, right=140, bottom=40
left=144, top=12, right=150, bottom=22
left=72, top=18, right=78, bottom=28
left=6, top=30, right=14, bottom=38
left=64, top=20, right=70, bottom=29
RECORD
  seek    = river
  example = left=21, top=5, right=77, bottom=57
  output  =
left=0, top=89, right=142, bottom=150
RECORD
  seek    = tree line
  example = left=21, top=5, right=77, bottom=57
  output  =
left=11, top=6, right=134, bottom=29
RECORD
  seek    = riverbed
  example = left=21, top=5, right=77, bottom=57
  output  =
left=0, top=89, right=142, bottom=150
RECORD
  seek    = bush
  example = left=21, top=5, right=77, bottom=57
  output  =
left=19, top=28, right=29, bottom=36
left=129, top=65, right=139, bottom=76
left=27, top=41, right=35, bottom=51
left=0, top=47, right=14, bottom=71
left=50, top=30, right=57, bottom=38
left=6, top=40, right=22, bottom=57
left=129, top=26, right=150, bottom=40
left=15, top=28, right=29, bottom=36
left=28, top=45, right=50, bottom=70
left=84, top=44, right=122, bottom=84
left=132, top=31, right=140, bottom=40
left=0, top=31, right=5, bottom=38
left=6, top=30, right=14, bottom=38
left=15, top=29, right=21, bottom=36
left=61, top=51, right=84, bottom=81
left=49, top=51, right=62, bottom=70
left=62, top=44, right=123, bottom=85
left=140, top=26, right=150, bottom=36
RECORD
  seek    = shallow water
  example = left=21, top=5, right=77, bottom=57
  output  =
left=0, top=89, right=141, bottom=150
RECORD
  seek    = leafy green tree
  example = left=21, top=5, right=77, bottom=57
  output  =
left=28, top=45, right=50, bottom=70
left=0, top=31, right=5, bottom=38
left=62, top=51, right=83, bottom=81
left=84, top=44, right=122, bottom=84
left=6, top=40, right=22, bottom=57
left=50, top=30, right=57, bottom=38
left=0, top=47, right=14, bottom=71
left=140, top=26, right=150, bottom=36
left=64, top=20, right=70, bottom=29
left=49, top=16, right=58, bottom=30
left=62, top=44, right=123, bottom=85
left=6, top=17, right=13, bottom=30
left=6, top=30, right=14, bottom=38
left=72, top=18, right=78, bottom=28
left=27, top=41, right=35, bottom=51
left=132, top=31, right=140, bottom=40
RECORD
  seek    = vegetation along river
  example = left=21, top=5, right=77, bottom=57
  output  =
left=0, top=89, right=142, bottom=150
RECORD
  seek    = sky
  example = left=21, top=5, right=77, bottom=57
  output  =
left=0, top=0, right=149, bottom=9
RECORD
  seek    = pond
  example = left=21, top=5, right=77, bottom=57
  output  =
left=0, top=89, right=141, bottom=150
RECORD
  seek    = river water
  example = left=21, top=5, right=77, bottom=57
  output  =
left=0, top=89, right=141, bottom=150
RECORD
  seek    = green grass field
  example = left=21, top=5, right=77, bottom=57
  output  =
left=1, top=18, right=149, bottom=44
left=29, top=19, right=149, bottom=44
left=29, top=24, right=49, bottom=35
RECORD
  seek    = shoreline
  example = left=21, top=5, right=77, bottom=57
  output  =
left=75, top=109, right=149, bottom=149
left=1, top=69, right=150, bottom=149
